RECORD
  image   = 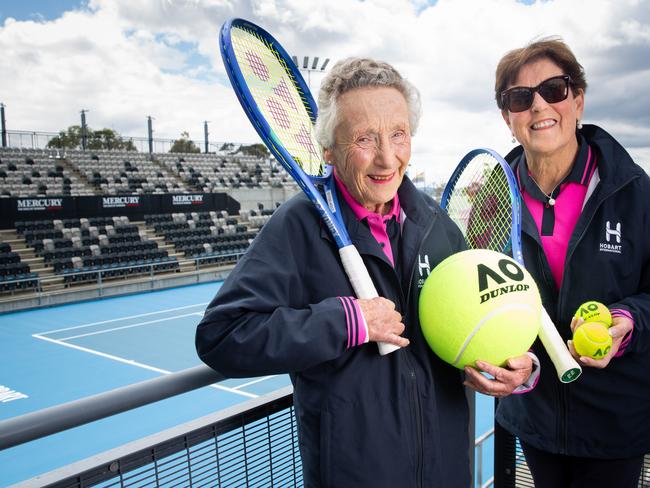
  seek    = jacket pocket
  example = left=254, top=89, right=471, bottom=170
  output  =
left=319, top=396, right=417, bottom=488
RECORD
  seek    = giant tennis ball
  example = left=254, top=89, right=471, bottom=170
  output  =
left=573, top=300, right=612, bottom=327
left=573, top=322, right=612, bottom=359
left=419, top=249, right=541, bottom=369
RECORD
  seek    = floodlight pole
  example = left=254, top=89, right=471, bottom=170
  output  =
left=203, top=121, right=209, bottom=154
left=0, top=103, right=6, bottom=148
left=147, top=116, right=154, bottom=155
left=291, top=55, right=331, bottom=90
left=80, top=109, right=89, bottom=151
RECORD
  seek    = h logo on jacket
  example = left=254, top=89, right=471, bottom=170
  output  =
left=605, top=221, right=621, bottom=244
left=418, top=254, right=430, bottom=277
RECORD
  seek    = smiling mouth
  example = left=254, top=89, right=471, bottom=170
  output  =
left=368, top=173, right=394, bottom=182
left=531, top=120, right=556, bottom=130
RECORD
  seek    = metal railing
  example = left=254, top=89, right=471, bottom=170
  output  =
left=1, top=130, right=253, bottom=155
left=0, top=364, right=494, bottom=488
left=12, top=363, right=649, bottom=488
left=0, top=253, right=246, bottom=305
left=474, top=427, right=495, bottom=488
left=0, top=365, right=222, bottom=451
left=5, top=376, right=301, bottom=487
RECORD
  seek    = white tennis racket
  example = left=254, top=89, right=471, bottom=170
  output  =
left=442, top=149, right=581, bottom=383
left=220, top=18, right=399, bottom=355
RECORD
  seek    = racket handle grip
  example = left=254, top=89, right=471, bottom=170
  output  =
left=377, top=341, right=401, bottom=355
left=539, top=308, right=582, bottom=383
left=338, top=246, right=400, bottom=356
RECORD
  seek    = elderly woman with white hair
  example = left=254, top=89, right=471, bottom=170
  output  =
left=197, top=57, right=532, bottom=487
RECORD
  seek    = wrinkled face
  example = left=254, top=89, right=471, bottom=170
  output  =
left=501, top=58, right=584, bottom=162
left=324, top=86, right=411, bottom=214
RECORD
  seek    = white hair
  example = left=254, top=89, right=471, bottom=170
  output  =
left=315, top=57, right=422, bottom=150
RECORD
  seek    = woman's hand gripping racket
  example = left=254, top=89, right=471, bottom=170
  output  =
left=220, top=18, right=399, bottom=355
left=441, top=148, right=581, bottom=383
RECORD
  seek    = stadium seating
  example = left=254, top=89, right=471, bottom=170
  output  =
left=144, top=209, right=265, bottom=264
left=66, top=150, right=193, bottom=195
left=12, top=215, right=180, bottom=285
left=1, top=148, right=298, bottom=197
left=0, top=148, right=91, bottom=197
left=157, top=153, right=298, bottom=193
left=0, top=147, right=284, bottom=296
left=0, top=242, right=38, bottom=292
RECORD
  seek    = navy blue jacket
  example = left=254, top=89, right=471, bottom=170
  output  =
left=196, top=176, right=471, bottom=487
left=497, top=125, right=650, bottom=458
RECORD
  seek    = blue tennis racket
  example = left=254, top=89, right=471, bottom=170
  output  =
left=442, top=148, right=581, bottom=383
left=220, top=18, right=399, bottom=355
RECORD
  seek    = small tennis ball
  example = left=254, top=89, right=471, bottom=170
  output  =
left=419, top=249, right=541, bottom=369
left=573, top=300, right=612, bottom=327
left=573, top=322, right=612, bottom=359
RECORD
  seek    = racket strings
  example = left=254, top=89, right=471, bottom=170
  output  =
left=230, top=26, right=325, bottom=177
left=445, top=154, right=513, bottom=253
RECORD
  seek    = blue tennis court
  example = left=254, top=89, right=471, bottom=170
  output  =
left=0, top=281, right=494, bottom=486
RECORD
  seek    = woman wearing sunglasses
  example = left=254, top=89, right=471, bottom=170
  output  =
left=493, top=38, right=650, bottom=488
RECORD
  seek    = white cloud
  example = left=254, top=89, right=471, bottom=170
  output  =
left=0, top=0, right=648, bottom=180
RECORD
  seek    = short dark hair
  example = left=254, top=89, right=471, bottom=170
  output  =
left=495, top=37, right=587, bottom=110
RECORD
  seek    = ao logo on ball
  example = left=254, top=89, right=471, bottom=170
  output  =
left=477, top=258, right=531, bottom=304
left=419, top=249, right=541, bottom=369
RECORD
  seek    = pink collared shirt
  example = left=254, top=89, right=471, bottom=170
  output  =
left=334, top=171, right=401, bottom=266
left=333, top=171, right=402, bottom=349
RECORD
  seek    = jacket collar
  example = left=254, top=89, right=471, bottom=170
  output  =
left=505, top=124, right=643, bottom=190
left=320, top=175, right=436, bottom=260
left=504, top=124, right=643, bottom=242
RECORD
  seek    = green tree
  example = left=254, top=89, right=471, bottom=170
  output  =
left=47, top=125, right=83, bottom=149
left=89, top=128, right=136, bottom=151
left=239, top=143, right=269, bottom=158
left=170, top=131, right=201, bottom=153
left=47, top=125, right=136, bottom=151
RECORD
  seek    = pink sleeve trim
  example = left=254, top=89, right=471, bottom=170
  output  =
left=338, top=297, right=368, bottom=349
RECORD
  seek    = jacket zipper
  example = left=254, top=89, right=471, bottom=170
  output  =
left=556, top=176, right=637, bottom=453
left=411, top=369, right=424, bottom=487
left=558, top=175, right=637, bottom=314
left=404, top=214, right=435, bottom=488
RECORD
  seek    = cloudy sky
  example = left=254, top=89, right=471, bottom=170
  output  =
left=1, top=0, right=648, bottom=182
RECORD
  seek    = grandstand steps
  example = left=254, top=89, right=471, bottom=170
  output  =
left=60, top=156, right=97, bottom=194
left=0, top=229, right=31, bottom=251
left=133, top=222, right=176, bottom=252
left=133, top=219, right=188, bottom=270
left=178, top=260, right=195, bottom=273
left=151, top=157, right=191, bottom=191
left=0, top=231, right=47, bottom=271
left=40, top=280, right=66, bottom=292
left=35, top=266, right=56, bottom=276
left=22, top=256, right=44, bottom=268
left=0, top=228, right=19, bottom=241
left=2, top=239, right=29, bottom=251
left=16, top=247, right=37, bottom=259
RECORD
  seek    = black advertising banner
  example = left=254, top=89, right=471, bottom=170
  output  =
left=0, top=193, right=240, bottom=229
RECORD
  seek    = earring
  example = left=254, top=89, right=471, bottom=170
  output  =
left=577, top=120, right=583, bottom=130
left=511, top=134, right=516, bottom=144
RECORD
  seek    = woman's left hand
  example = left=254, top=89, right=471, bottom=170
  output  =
left=568, top=316, right=633, bottom=369
left=463, top=354, right=533, bottom=398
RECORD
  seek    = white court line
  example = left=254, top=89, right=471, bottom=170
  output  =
left=32, top=333, right=258, bottom=399
left=40, top=302, right=209, bottom=336
left=59, top=313, right=200, bottom=341
left=232, top=375, right=278, bottom=390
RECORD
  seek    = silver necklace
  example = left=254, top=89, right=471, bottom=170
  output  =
left=528, top=173, right=559, bottom=206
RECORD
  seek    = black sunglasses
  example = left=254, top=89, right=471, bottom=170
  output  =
left=501, top=75, right=572, bottom=113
